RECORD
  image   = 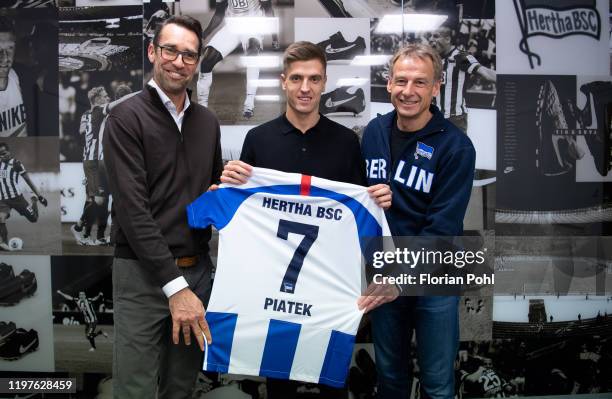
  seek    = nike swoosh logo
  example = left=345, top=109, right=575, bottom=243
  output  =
left=325, top=96, right=357, bottom=108
left=19, top=339, right=37, bottom=354
left=325, top=43, right=357, bottom=54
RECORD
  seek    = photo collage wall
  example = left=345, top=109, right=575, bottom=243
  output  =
left=1, top=0, right=611, bottom=397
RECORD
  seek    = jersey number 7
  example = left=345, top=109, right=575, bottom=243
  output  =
left=277, top=219, right=319, bottom=294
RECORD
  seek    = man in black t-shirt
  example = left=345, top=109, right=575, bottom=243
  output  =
left=216, top=41, right=393, bottom=399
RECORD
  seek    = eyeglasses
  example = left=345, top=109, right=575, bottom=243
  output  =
left=155, top=44, right=199, bottom=65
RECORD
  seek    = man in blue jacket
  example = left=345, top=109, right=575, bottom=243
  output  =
left=358, top=43, right=475, bottom=399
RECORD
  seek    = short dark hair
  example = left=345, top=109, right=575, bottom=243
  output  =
left=0, top=16, right=15, bottom=36
left=283, top=41, right=326, bottom=74
left=152, top=15, right=203, bottom=55
left=115, top=84, right=132, bottom=100
left=0, top=142, right=8, bottom=150
left=437, top=19, right=458, bottom=38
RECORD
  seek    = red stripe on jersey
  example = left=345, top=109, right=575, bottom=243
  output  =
left=300, top=175, right=311, bottom=196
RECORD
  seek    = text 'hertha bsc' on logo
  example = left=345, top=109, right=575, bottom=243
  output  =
left=513, top=0, right=601, bottom=68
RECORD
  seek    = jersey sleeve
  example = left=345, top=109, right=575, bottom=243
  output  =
left=79, top=112, right=89, bottom=136
left=187, top=187, right=252, bottom=231
left=14, top=160, right=26, bottom=175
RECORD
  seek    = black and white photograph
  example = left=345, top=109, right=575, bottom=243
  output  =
left=59, top=6, right=142, bottom=73
left=294, top=18, right=370, bottom=64
left=295, top=0, right=457, bottom=18
left=60, top=159, right=114, bottom=255
left=295, top=18, right=371, bottom=130
left=174, top=0, right=294, bottom=124
left=459, top=295, right=493, bottom=341
left=494, top=236, right=612, bottom=296
left=52, top=256, right=113, bottom=373
left=0, top=8, right=58, bottom=137
left=369, top=10, right=497, bottom=147
left=0, top=256, right=53, bottom=372
left=496, top=75, right=612, bottom=234
left=0, top=138, right=60, bottom=254
left=1, top=0, right=57, bottom=7
left=59, top=70, right=142, bottom=161
left=492, top=296, right=612, bottom=396
left=416, top=14, right=497, bottom=174
left=320, top=65, right=370, bottom=130
left=463, top=185, right=496, bottom=231
left=454, top=339, right=526, bottom=398
left=142, top=0, right=178, bottom=79
left=497, top=0, right=609, bottom=75
left=574, top=76, right=612, bottom=183
left=369, top=17, right=402, bottom=104
left=59, top=70, right=140, bottom=254
left=77, top=0, right=139, bottom=5
left=145, top=0, right=295, bottom=125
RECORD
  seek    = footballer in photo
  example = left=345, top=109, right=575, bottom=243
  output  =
left=0, top=9, right=59, bottom=137
left=0, top=138, right=59, bottom=254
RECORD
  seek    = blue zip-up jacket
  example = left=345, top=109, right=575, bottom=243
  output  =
left=361, top=105, right=475, bottom=236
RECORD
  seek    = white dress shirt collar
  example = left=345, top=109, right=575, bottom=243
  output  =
left=147, top=79, right=191, bottom=131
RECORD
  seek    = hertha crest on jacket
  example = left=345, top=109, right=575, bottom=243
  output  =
left=513, top=0, right=601, bottom=68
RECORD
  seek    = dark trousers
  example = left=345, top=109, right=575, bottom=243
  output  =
left=112, top=255, right=213, bottom=399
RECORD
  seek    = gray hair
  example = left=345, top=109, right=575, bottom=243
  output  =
left=388, top=43, right=443, bottom=82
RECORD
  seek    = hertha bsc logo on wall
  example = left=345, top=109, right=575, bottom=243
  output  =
left=513, top=0, right=600, bottom=68
left=497, top=0, right=608, bottom=74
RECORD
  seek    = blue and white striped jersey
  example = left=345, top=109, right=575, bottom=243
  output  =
left=188, top=167, right=389, bottom=387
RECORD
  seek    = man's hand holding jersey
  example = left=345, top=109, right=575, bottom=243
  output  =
left=169, top=287, right=212, bottom=350
left=358, top=282, right=399, bottom=314
left=219, top=161, right=392, bottom=209
left=219, top=160, right=253, bottom=185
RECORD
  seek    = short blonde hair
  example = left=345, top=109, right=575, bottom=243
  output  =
left=87, top=86, right=107, bottom=105
left=388, top=43, right=443, bottom=82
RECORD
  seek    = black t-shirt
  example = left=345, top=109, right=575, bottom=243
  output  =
left=240, top=113, right=366, bottom=185
left=390, top=116, right=419, bottom=168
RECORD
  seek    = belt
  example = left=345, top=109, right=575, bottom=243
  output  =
left=175, top=255, right=199, bottom=268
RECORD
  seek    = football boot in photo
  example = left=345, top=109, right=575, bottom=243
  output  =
left=93, top=236, right=111, bottom=246
left=243, top=94, right=255, bottom=119
left=0, top=328, right=39, bottom=360
left=0, top=269, right=37, bottom=306
left=71, top=224, right=94, bottom=246
left=318, top=0, right=353, bottom=17
left=317, top=32, right=366, bottom=62
left=0, top=321, right=16, bottom=343
left=535, top=80, right=583, bottom=176
left=0, top=263, right=14, bottom=283
left=579, top=81, right=612, bottom=177
left=320, top=86, right=366, bottom=116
